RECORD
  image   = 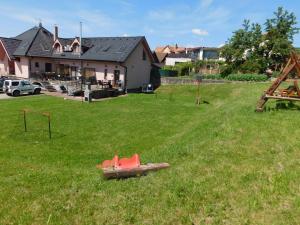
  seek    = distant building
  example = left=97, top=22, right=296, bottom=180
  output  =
left=155, top=44, right=222, bottom=66
left=165, top=53, right=192, bottom=66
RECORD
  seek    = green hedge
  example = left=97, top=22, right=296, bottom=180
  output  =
left=199, top=73, right=268, bottom=82
left=226, top=74, right=268, bottom=82
left=203, top=74, right=222, bottom=80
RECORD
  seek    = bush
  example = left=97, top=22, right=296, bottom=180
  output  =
left=271, top=71, right=281, bottom=78
left=226, top=74, right=268, bottom=82
left=203, top=74, right=222, bottom=80
left=239, top=59, right=265, bottom=74
left=220, top=64, right=234, bottom=77
left=175, top=62, right=193, bottom=76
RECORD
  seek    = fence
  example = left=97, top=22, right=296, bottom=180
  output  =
left=161, top=77, right=229, bottom=85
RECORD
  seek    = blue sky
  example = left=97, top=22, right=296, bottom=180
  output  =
left=0, top=0, right=299, bottom=49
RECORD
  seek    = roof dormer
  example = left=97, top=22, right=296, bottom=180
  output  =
left=71, top=38, right=81, bottom=54
left=52, top=39, right=62, bottom=53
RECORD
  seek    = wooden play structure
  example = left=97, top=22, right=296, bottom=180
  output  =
left=256, top=52, right=300, bottom=112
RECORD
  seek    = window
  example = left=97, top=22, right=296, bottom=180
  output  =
left=83, top=68, right=97, bottom=84
left=104, top=69, right=108, bottom=80
left=54, top=43, right=61, bottom=53
left=45, top=63, right=52, bottom=72
left=143, top=50, right=146, bottom=60
left=12, top=81, right=19, bottom=86
left=72, top=43, right=80, bottom=53
left=114, top=70, right=120, bottom=81
left=84, top=68, right=96, bottom=78
left=35, top=62, right=39, bottom=68
left=21, top=81, right=30, bottom=86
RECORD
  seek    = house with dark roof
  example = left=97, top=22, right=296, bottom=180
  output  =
left=0, top=23, right=155, bottom=90
left=155, top=45, right=222, bottom=66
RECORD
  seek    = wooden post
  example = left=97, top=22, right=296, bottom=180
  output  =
left=196, top=80, right=201, bottom=105
left=48, top=114, right=51, bottom=139
left=23, top=109, right=27, bottom=132
left=42, top=112, right=51, bottom=139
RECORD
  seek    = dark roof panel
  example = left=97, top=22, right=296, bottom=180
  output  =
left=10, top=26, right=150, bottom=63
left=0, top=37, right=21, bottom=59
left=26, top=28, right=54, bottom=57
left=13, top=26, right=40, bottom=56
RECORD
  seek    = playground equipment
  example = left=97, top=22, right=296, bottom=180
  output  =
left=22, top=109, right=52, bottom=139
left=97, top=154, right=170, bottom=179
left=256, top=52, right=300, bottom=112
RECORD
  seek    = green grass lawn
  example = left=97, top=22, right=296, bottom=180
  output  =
left=1, top=83, right=300, bottom=225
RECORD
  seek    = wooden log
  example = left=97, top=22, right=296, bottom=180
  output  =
left=102, top=163, right=170, bottom=179
left=265, top=95, right=300, bottom=101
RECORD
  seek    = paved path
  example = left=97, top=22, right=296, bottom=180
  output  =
left=0, top=93, right=11, bottom=100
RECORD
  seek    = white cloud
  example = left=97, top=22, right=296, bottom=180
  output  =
left=192, top=28, right=209, bottom=36
left=148, top=11, right=175, bottom=21
left=200, top=0, right=213, bottom=8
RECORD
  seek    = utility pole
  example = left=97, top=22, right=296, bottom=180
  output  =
left=79, top=22, right=84, bottom=90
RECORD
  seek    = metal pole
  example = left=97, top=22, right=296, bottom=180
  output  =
left=48, top=114, right=51, bottom=139
left=23, top=110, right=27, bottom=132
left=80, top=22, right=82, bottom=55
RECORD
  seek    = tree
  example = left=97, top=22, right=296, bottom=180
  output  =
left=221, top=20, right=263, bottom=75
left=264, top=7, right=299, bottom=70
left=220, top=7, right=299, bottom=75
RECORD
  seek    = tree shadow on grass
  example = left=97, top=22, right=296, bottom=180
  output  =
left=267, top=101, right=300, bottom=111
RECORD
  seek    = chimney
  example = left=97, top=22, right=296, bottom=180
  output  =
left=54, top=25, right=58, bottom=41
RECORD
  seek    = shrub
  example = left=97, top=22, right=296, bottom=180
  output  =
left=226, top=74, right=268, bottom=82
left=220, top=64, right=234, bottom=77
left=239, top=59, right=265, bottom=74
left=203, top=74, right=222, bottom=80
left=271, top=71, right=281, bottom=78
left=175, top=62, right=193, bottom=76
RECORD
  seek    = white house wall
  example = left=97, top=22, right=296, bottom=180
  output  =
left=0, top=54, right=9, bottom=75
left=29, top=57, right=125, bottom=83
left=14, top=57, right=29, bottom=78
left=124, top=42, right=152, bottom=89
left=165, top=57, right=192, bottom=66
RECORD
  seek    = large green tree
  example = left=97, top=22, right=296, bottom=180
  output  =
left=264, top=7, right=299, bottom=70
left=221, top=7, right=299, bottom=75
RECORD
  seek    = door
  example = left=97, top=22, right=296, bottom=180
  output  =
left=113, top=70, right=120, bottom=87
left=20, top=81, right=32, bottom=94
left=71, top=66, right=78, bottom=79
left=45, top=63, right=52, bottom=72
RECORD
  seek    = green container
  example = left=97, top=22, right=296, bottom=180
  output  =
left=159, top=69, right=178, bottom=77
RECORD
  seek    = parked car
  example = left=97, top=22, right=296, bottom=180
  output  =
left=3, top=80, right=41, bottom=96
left=32, top=81, right=57, bottom=92
left=0, top=76, right=8, bottom=92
